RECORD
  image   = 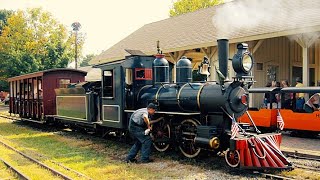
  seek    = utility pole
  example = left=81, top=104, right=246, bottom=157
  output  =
left=71, top=22, right=81, bottom=69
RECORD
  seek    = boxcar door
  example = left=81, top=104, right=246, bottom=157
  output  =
left=101, top=65, right=124, bottom=128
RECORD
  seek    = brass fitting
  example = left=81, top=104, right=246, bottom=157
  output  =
left=209, top=137, right=220, bottom=149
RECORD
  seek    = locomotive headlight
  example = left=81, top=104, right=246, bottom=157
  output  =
left=242, top=53, right=253, bottom=72
left=232, top=43, right=254, bottom=77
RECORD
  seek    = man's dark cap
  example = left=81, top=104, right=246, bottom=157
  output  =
left=147, top=103, right=157, bottom=110
left=296, top=77, right=302, bottom=83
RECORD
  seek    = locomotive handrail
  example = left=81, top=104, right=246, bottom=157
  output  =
left=124, top=109, right=200, bottom=115
left=280, top=87, right=320, bottom=93
left=194, top=80, right=216, bottom=82
left=248, top=87, right=320, bottom=93
left=245, top=111, right=261, bottom=134
left=248, top=87, right=281, bottom=93
left=187, top=83, right=194, bottom=89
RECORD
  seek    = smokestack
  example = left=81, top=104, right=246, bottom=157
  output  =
left=217, top=39, right=229, bottom=78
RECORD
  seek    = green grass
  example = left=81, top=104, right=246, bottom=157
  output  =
left=0, top=145, right=60, bottom=180
left=0, top=161, right=19, bottom=180
left=0, top=119, right=181, bottom=179
left=281, top=168, right=320, bottom=180
left=2, top=112, right=317, bottom=179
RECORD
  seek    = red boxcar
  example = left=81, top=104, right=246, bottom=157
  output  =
left=8, top=69, right=87, bottom=122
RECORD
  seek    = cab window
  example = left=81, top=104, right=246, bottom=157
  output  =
left=58, top=79, right=71, bottom=88
left=103, top=70, right=114, bottom=97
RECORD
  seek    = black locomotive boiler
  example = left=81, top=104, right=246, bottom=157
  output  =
left=9, top=39, right=292, bottom=169
left=135, top=39, right=252, bottom=157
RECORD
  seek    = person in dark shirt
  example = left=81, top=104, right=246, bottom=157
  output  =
left=264, top=82, right=272, bottom=108
left=281, top=80, right=292, bottom=109
left=264, top=81, right=277, bottom=109
left=125, top=103, right=157, bottom=163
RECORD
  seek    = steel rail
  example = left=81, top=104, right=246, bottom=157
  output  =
left=0, top=139, right=73, bottom=180
left=33, top=152, right=92, bottom=179
left=0, top=158, right=30, bottom=180
left=0, top=114, right=19, bottom=121
left=281, top=151, right=320, bottom=174
left=0, top=114, right=92, bottom=179
left=259, top=172, right=294, bottom=180
left=254, top=171, right=294, bottom=180
left=283, top=151, right=320, bottom=162
left=295, top=164, right=320, bottom=172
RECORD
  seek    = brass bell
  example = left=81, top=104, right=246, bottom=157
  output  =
left=199, top=56, right=211, bottom=76
left=200, top=63, right=210, bottom=76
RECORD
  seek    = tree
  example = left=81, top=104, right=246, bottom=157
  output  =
left=0, top=9, right=13, bottom=35
left=169, top=0, right=223, bottom=17
left=0, top=8, right=84, bottom=91
left=80, top=54, right=96, bottom=67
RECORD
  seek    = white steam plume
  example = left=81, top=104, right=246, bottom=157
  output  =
left=212, top=0, right=319, bottom=40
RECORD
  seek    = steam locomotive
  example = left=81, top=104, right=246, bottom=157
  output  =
left=9, top=39, right=291, bottom=169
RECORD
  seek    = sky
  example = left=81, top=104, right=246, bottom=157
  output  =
left=1, top=0, right=173, bottom=57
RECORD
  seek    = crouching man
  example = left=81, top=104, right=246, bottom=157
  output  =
left=125, top=103, right=157, bottom=163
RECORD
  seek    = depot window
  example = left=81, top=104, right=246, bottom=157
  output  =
left=103, top=70, right=114, bottom=98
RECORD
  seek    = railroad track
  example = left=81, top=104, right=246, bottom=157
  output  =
left=254, top=171, right=294, bottom=180
left=0, top=114, right=91, bottom=180
left=283, top=150, right=320, bottom=162
left=0, top=158, right=30, bottom=180
left=0, top=139, right=73, bottom=180
left=256, top=166, right=320, bottom=180
left=0, top=114, right=93, bottom=180
left=0, top=113, right=21, bottom=122
left=294, top=164, right=320, bottom=172
left=27, top=148, right=92, bottom=179
left=1, top=113, right=319, bottom=179
left=252, top=150, right=320, bottom=179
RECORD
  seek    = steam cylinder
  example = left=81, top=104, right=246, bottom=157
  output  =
left=153, top=54, right=169, bottom=84
left=176, top=56, right=192, bottom=84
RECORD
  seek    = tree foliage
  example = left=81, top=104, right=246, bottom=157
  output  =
left=80, top=54, right=96, bottom=67
left=0, top=9, right=13, bottom=35
left=169, top=0, right=223, bottom=17
left=0, top=8, right=84, bottom=91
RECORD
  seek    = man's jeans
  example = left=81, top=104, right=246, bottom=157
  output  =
left=126, top=123, right=152, bottom=161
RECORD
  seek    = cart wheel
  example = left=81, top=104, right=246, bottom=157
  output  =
left=225, top=149, right=240, bottom=168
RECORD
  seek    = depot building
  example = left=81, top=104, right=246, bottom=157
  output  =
left=90, top=0, right=320, bottom=107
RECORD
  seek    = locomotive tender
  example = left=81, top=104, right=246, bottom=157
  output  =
left=9, top=39, right=291, bottom=169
